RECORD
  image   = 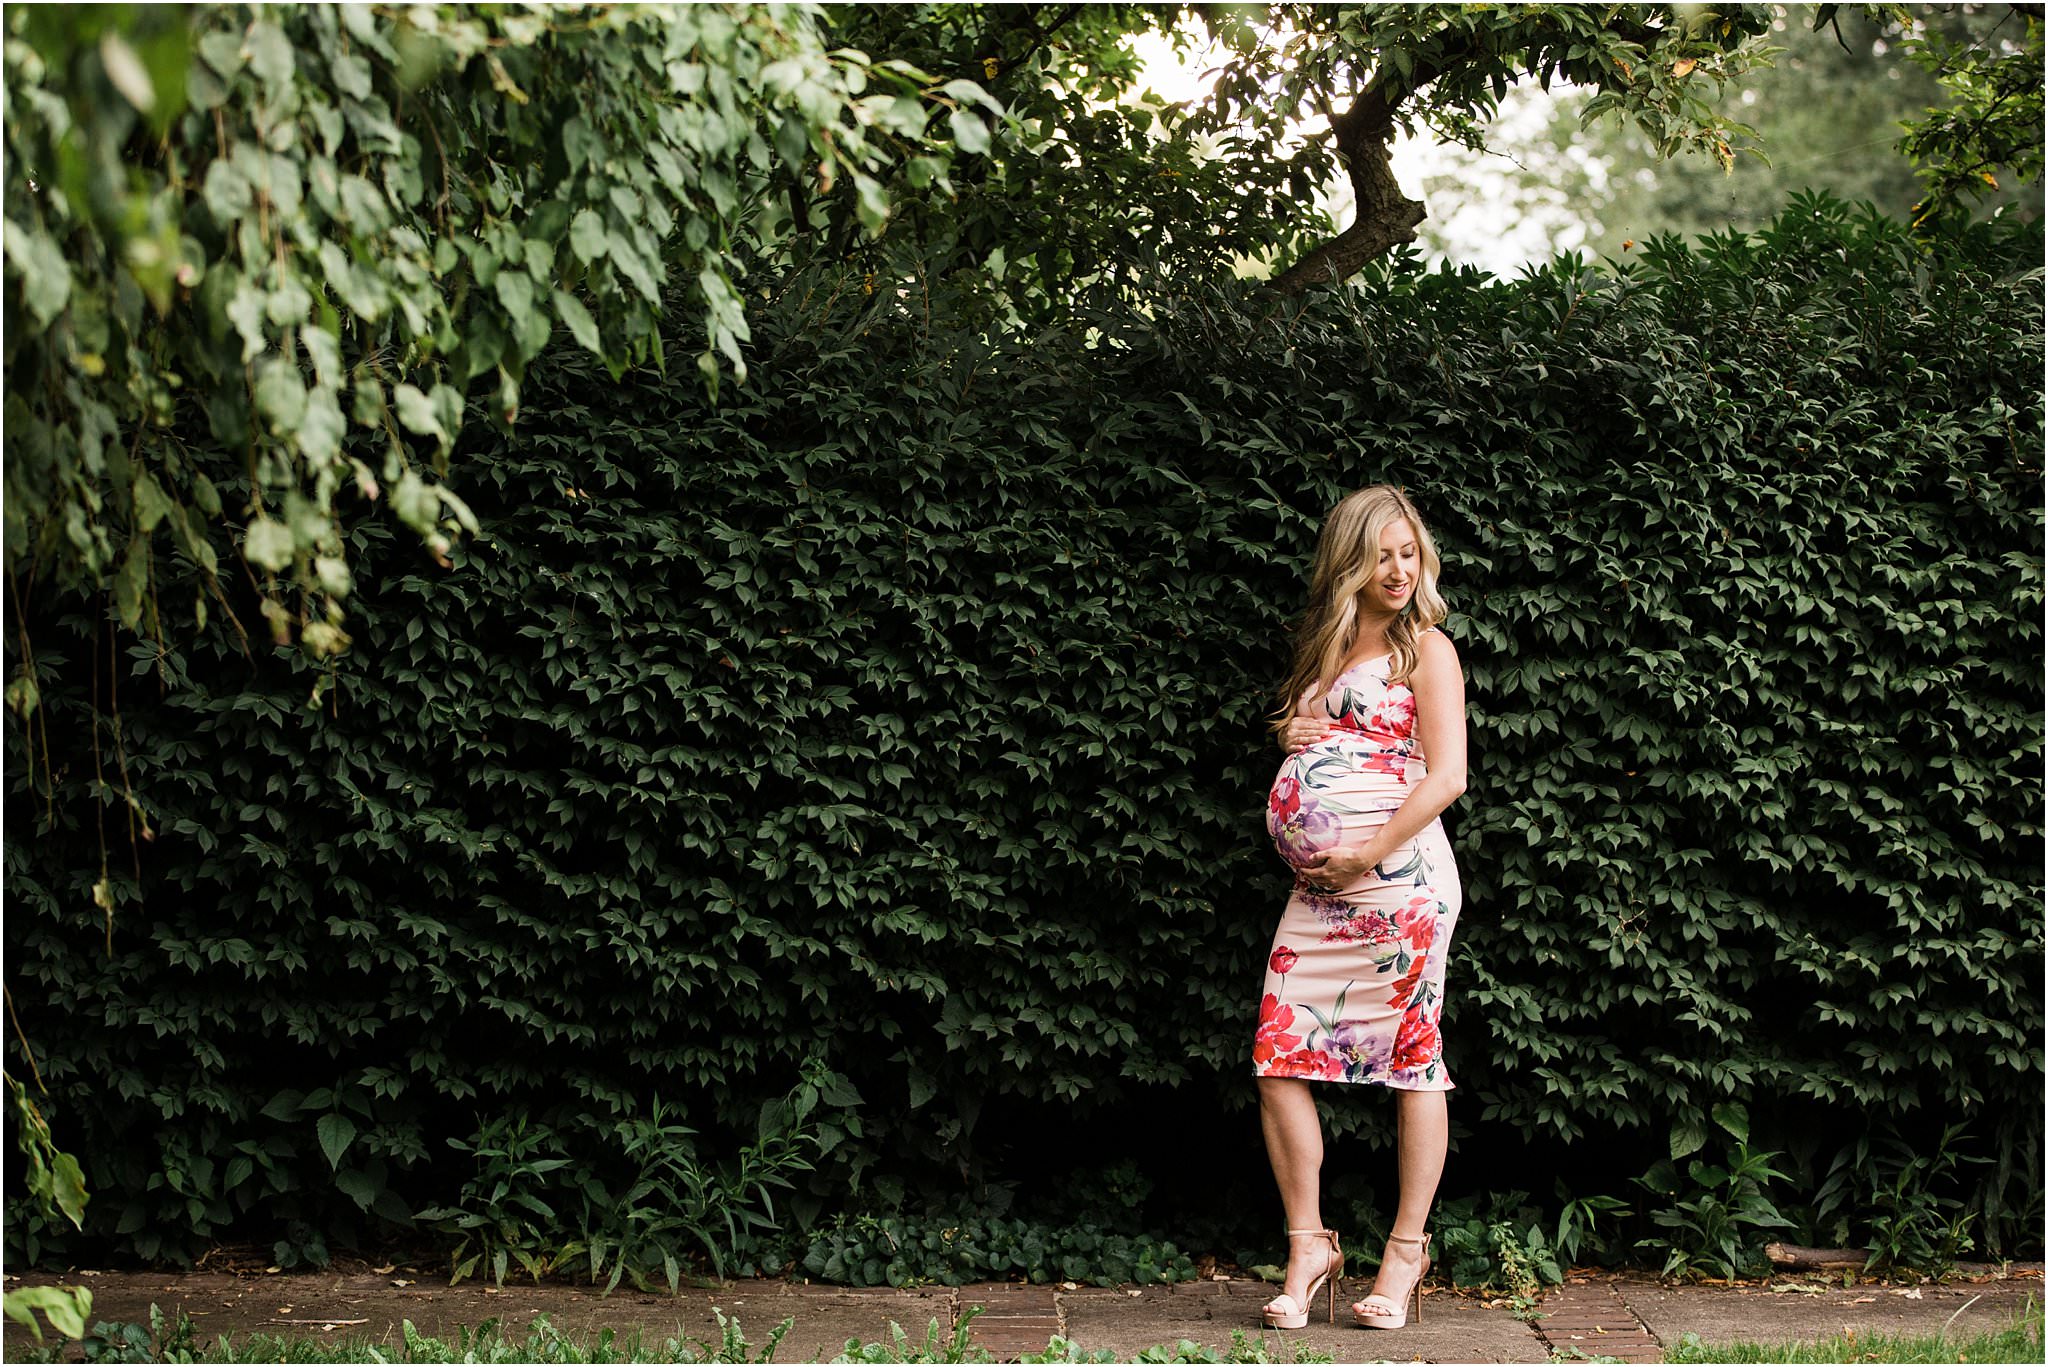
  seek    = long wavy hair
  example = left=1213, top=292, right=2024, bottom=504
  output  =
left=1270, top=485, right=1448, bottom=742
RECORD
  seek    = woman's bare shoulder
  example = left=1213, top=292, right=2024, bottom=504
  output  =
left=1416, top=625, right=1460, bottom=662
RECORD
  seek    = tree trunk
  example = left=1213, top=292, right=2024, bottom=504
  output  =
left=1267, top=131, right=1427, bottom=295
left=1266, top=41, right=1481, bottom=296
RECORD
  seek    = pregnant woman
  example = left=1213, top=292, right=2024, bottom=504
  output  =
left=1253, top=484, right=1468, bottom=1333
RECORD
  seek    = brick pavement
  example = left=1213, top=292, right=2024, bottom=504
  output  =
left=5, top=1262, right=2039, bottom=1363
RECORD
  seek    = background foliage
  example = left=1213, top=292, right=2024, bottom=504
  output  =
left=7, top=193, right=2041, bottom=1273
left=2, top=1, right=995, bottom=654
left=1415, top=3, right=2043, bottom=267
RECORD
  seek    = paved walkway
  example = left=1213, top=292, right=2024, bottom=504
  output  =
left=5, top=1264, right=2039, bottom=1362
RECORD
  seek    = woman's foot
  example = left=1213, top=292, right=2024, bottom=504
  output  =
left=1261, top=1229, right=1343, bottom=1328
left=1351, top=1232, right=1430, bottom=1328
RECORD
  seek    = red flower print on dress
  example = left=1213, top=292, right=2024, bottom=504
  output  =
left=1388, top=955, right=1428, bottom=1010
left=1254, top=993, right=1302, bottom=1068
left=1266, top=1045, right=1343, bottom=1080
left=1269, top=775, right=1301, bottom=824
left=1390, top=1008, right=1440, bottom=1072
left=1359, top=748, right=1410, bottom=783
left=1368, top=690, right=1417, bottom=739
left=1396, top=896, right=1437, bottom=953
left=1321, top=910, right=1400, bottom=945
left=1269, top=946, right=1299, bottom=976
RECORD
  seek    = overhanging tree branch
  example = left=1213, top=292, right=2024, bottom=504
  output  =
left=1268, top=39, right=1479, bottom=296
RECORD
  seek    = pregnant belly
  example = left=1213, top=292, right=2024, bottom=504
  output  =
left=1266, top=744, right=1416, bottom=869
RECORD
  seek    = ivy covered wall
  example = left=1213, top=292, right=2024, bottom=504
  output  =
left=6, top=202, right=2041, bottom=1266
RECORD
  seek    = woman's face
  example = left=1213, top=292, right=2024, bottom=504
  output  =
left=1362, top=517, right=1421, bottom=617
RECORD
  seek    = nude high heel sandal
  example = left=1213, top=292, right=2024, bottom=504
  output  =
left=1352, top=1231, right=1431, bottom=1329
left=1260, top=1228, right=1344, bottom=1329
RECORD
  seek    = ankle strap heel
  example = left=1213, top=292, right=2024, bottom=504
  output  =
left=1263, top=1228, right=1346, bottom=1329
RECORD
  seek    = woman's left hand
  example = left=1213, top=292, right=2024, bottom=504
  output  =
left=1298, top=842, right=1377, bottom=891
left=1281, top=716, right=1333, bottom=752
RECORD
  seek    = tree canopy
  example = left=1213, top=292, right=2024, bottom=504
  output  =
left=1414, top=3, right=2042, bottom=266
left=3, top=2, right=995, bottom=664
left=3, top=2, right=2038, bottom=680
left=1886, top=1, right=2044, bottom=226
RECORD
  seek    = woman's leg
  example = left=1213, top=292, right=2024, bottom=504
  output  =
left=1356, top=1088, right=1448, bottom=1314
left=1392, top=1088, right=1448, bottom=1234
left=1258, top=1077, right=1336, bottom=1309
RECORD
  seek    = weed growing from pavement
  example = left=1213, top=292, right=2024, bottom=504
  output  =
left=1664, top=1293, right=2043, bottom=1364
left=1018, top=1330, right=1335, bottom=1363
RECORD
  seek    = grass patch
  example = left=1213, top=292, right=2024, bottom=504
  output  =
left=1665, top=1295, right=2043, bottom=1364
left=29, top=1305, right=1334, bottom=1364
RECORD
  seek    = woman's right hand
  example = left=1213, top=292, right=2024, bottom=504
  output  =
left=1281, top=715, right=1332, bottom=752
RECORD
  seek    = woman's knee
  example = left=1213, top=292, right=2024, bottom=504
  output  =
left=1258, top=1075, right=1316, bottom=1112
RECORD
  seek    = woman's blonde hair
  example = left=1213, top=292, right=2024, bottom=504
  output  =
left=1270, top=485, right=1448, bottom=741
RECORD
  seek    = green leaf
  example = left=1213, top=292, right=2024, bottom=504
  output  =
left=552, top=289, right=601, bottom=357
left=392, top=384, right=447, bottom=443
left=47, top=1152, right=87, bottom=1231
left=227, top=282, right=268, bottom=362
left=98, top=32, right=157, bottom=113
left=388, top=468, right=436, bottom=532
left=131, top=471, right=172, bottom=533
left=561, top=115, right=605, bottom=174
left=329, top=51, right=372, bottom=101
left=494, top=270, right=534, bottom=332
left=113, top=534, right=147, bottom=629
left=5, top=672, right=40, bottom=723
left=907, top=1069, right=936, bottom=1109
left=1669, top=1114, right=1707, bottom=1161
left=1710, top=1101, right=1749, bottom=1145
left=297, top=387, right=346, bottom=465
left=5, top=1284, right=92, bottom=1342
left=244, top=22, right=295, bottom=91
left=607, top=232, right=659, bottom=301
left=948, top=107, right=990, bottom=155
left=313, top=555, right=351, bottom=597
left=334, top=1166, right=380, bottom=1209
left=253, top=359, right=307, bottom=433
left=3, top=218, right=73, bottom=327
left=243, top=516, right=294, bottom=572
left=569, top=210, right=608, bottom=264
left=316, top=1112, right=357, bottom=1170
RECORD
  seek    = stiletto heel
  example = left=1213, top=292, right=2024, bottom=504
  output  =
left=1352, top=1231, right=1431, bottom=1330
left=1260, top=1228, right=1345, bottom=1330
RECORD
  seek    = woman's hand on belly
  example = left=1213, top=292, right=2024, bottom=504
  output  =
left=1297, top=840, right=1380, bottom=891
left=1280, top=714, right=1334, bottom=752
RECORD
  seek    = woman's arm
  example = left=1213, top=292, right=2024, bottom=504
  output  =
left=1298, top=631, right=1468, bottom=884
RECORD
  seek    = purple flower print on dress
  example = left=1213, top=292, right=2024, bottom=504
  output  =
left=1324, top=1018, right=1385, bottom=1080
left=1268, top=786, right=1340, bottom=868
left=1294, top=886, right=1355, bottom=926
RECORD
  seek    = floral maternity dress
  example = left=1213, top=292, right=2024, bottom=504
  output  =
left=1254, top=629, right=1461, bottom=1090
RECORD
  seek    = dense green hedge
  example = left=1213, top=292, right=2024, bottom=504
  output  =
left=6, top=199, right=2042, bottom=1268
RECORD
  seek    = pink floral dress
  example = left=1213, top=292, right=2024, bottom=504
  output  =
left=1254, top=630, right=1461, bottom=1090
